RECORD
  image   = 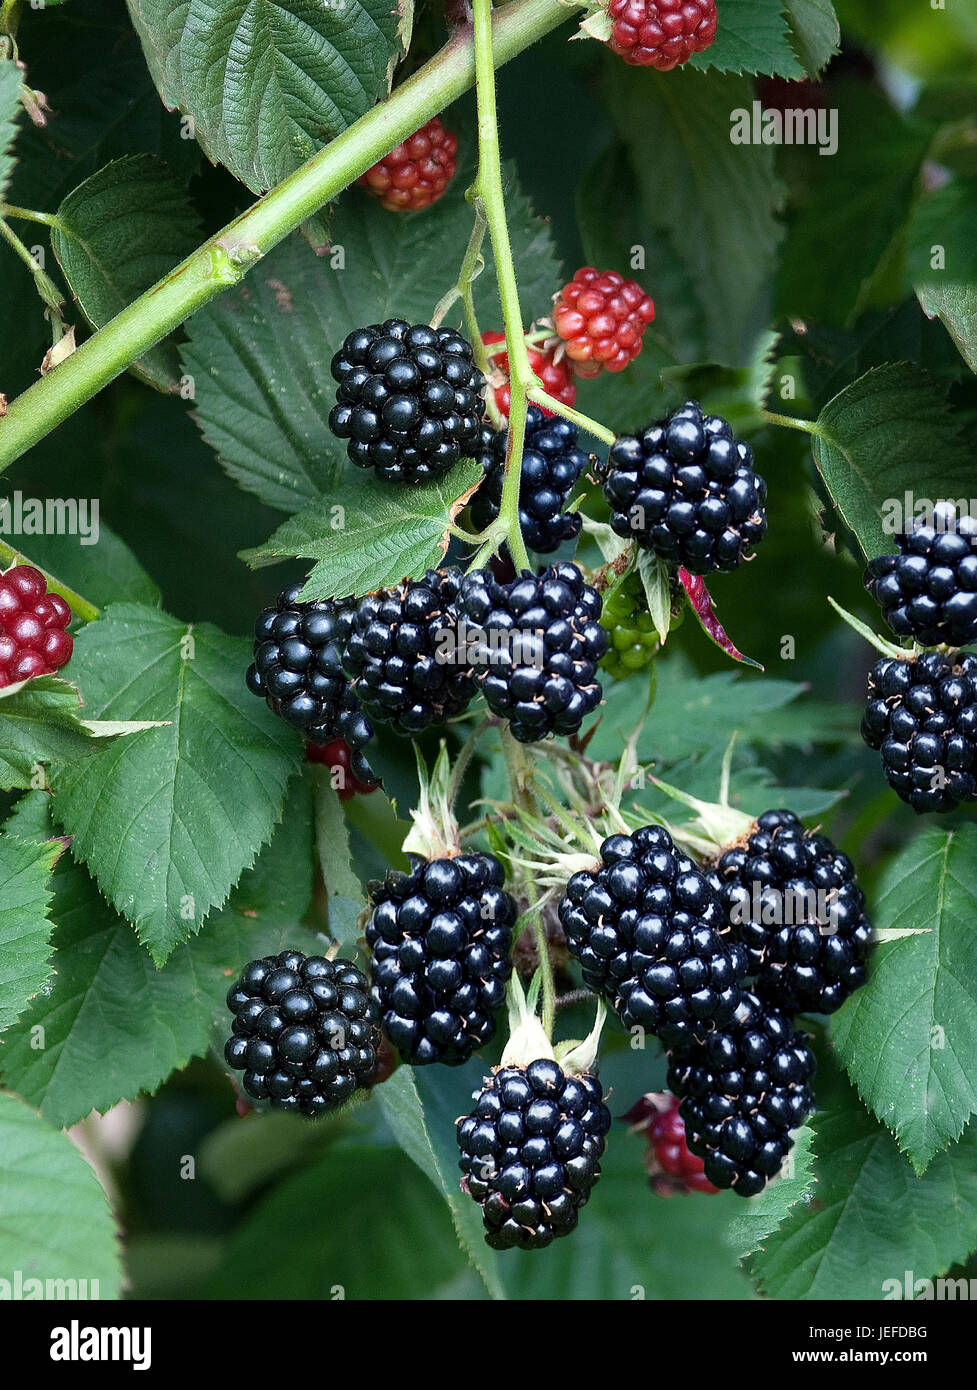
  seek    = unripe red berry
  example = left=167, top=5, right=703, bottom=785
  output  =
left=624, top=1091, right=720, bottom=1196
left=357, top=117, right=458, bottom=213
left=552, top=268, right=655, bottom=375
left=607, top=0, right=718, bottom=71
left=306, top=737, right=381, bottom=800
left=481, top=330, right=577, bottom=418
left=0, top=565, right=75, bottom=682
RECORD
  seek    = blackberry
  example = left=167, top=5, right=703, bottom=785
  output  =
left=329, top=319, right=485, bottom=483
left=603, top=400, right=767, bottom=575
left=246, top=585, right=374, bottom=769
left=457, top=1059, right=611, bottom=1249
left=458, top=563, right=608, bottom=742
left=607, top=0, right=718, bottom=70
left=668, top=993, right=815, bottom=1197
left=470, top=407, right=588, bottom=555
left=552, top=267, right=656, bottom=376
left=864, top=504, right=977, bottom=648
left=558, top=825, right=746, bottom=1049
left=712, top=810, right=873, bottom=1015
left=366, top=852, right=516, bottom=1065
left=224, top=950, right=381, bottom=1116
left=342, top=568, right=477, bottom=736
left=600, top=568, right=660, bottom=679
left=861, top=651, right=977, bottom=813
left=0, top=564, right=73, bottom=687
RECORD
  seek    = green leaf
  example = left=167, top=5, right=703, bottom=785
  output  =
left=811, top=363, right=974, bottom=561
left=607, top=68, right=785, bottom=365
left=689, top=0, right=803, bottom=78
left=783, top=0, right=840, bottom=75
left=50, top=604, right=302, bottom=964
left=723, top=1126, right=816, bottom=1258
left=10, top=525, right=162, bottom=610
left=0, top=1091, right=122, bottom=1299
left=588, top=656, right=854, bottom=765
left=776, top=84, right=931, bottom=325
left=126, top=0, right=408, bottom=195
left=749, top=1056, right=977, bottom=1299
left=51, top=155, right=201, bottom=391
left=182, top=160, right=559, bottom=511
left=242, top=460, right=482, bottom=598
left=205, top=1143, right=470, bottom=1299
left=0, top=676, right=98, bottom=790
left=0, top=782, right=316, bottom=1127
left=0, top=60, right=22, bottom=206
left=907, top=178, right=977, bottom=375
left=375, top=1066, right=504, bottom=1300
left=0, top=832, right=60, bottom=1033
left=832, top=825, right=977, bottom=1173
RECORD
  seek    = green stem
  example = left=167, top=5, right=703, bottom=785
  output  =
left=0, top=217, right=66, bottom=336
left=0, top=0, right=580, bottom=471
left=0, top=0, right=20, bottom=37
left=0, top=540, right=100, bottom=623
left=1, top=203, right=60, bottom=228
left=528, top=387, right=617, bottom=446
left=472, top=0, right=533, bottom=574
left=761, top=409, right=820, bottom=437
left=501, top=727, right=555, bottom=1039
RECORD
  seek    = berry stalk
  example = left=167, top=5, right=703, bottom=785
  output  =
left=471, top=0, right=535, bottom=572
left=0, top=0, right=582, bottom=471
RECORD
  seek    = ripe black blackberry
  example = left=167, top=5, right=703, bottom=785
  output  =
left=458, top=563, right=608, bottom=743
left=457, top=1059, right=611, bottom=1249
left=470, top=407, right=588, bottom=554
left=602, top=400, right=767, bottom=575
left=246, top=585, right=374, bottom=773
left=366, top=852, right=516, bottom=1065
left=667, top=992, right=815, bottom=1197
left=865, top=504, right=977, bottom=648
left=224, top=950, right=381, bottom=1116
left=712, top=810, right=873, bottom=1015
left=328, top=319, right=485, bottom=483
left=342, top=568, right=477, bottom=736
left=558, top=825, right=747, bottom=1049
left=861, top=651, right=977, bottom=813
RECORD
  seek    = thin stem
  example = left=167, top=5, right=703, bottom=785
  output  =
left=528, top=387, right=617, bottom=446
left=0, top=0, right=581, bottom=471
left=0, top=540, right=100, bottom=623
left=472, top=0, right=533, bottom=573
left=0, top=217, right=66, bottom=340
left=1, top=203, right=60, bottom=229
left=501, top=727, right=555, bottom=1039
left=762, top=409, right=820, bottom=437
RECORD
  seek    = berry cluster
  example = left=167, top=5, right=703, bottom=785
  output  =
left=712, top=810, right=873, bottom=1015
left=558, top=826, right=746, bottom=1050
left=667, top=993, right=815, bottom=1197
left=357, top=117, right=458, bottom=212
left=482, top=330, right=577, bottom=419
left=862, top=652, right=977, bottom=813
left=553, top=267, right=655, bottom=376
left=246, top=585, right=374, bottom=767
left=342, top=568, right=477, bottom=737
left=470, top=406, right=589, bottom=555
left=0, top=564, right=73, bottom=687
left=329, top=320, right=485, bottom=483
left=457, top=1060, right=611, bottom=1249
left=865, top=507, right=977, bottom=649
left=600, top=568, right=661, bottom=679
left=606, top=0, right=718, bottom=71
left=624, top=1092, right=719, bottom=1196
left=459, top=563, right=608, bottom=742
left=603, top=401, right=767, bottom=575
left=224, top=951, right=381, bottom=1116
left=366, top=852, right=516, bottom=1066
